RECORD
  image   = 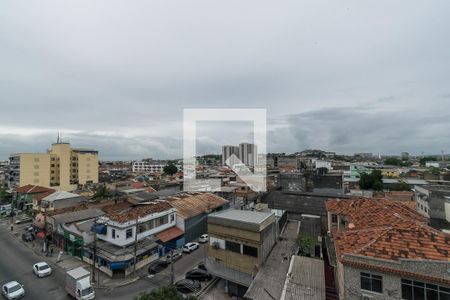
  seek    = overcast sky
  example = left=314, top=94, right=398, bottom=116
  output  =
left=1, top=1, right=449, bottom=160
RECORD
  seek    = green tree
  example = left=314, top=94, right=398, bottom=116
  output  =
left=135, top=286, right=196, bottom=300
left=359, top=170, right=383, bottom=191
left=420, top=156, right=437, bottom=166
left=163, top=164, right=178, bottom=176
left=93, top=185, right=111, bottom=199
left=384, top=158, right=401, bottom=166
left=389, top=182, right=411, bottom=191
left=297, top=234, right=317, bottom=257
left=0, top=187, right=12, bottom=204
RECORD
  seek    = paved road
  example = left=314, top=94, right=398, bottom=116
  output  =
left=100, top=243, right=208, bottom=300
left=0, top=224, right=69, bottom=300
left=0, top=218, right=208, bottom=300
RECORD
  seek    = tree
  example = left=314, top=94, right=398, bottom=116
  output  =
left=297, top=233, right=317, bottom=257
left=419, top=156, right=437, bottom=166
left=389, top=182, right=411, bottom=191
left=92, top=185, right=111, bottom=199
left=163, top=164, right=178, bottom=176
left=384, top=158, right=401, bottom=166
left=359, top=170, right=383, bottom=191
left=135, top=286, right=196, bottom=300
left=0, top=187, right=11, bottom=204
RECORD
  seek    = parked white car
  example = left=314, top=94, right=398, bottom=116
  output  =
left=2, top=281, right=25, bottom=299
left=198, top=234, right=209, bottom=243
left=182, top=242, right=199, bottom=253
left=33, top=262, right=52, bottom=277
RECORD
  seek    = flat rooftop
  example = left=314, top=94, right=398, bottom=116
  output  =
left=209, top=209, right=275, bottom=232
left=210, top=209, right=273, bottom=224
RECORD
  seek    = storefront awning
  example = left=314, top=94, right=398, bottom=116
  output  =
left=156, top=227, right=184, bottom=243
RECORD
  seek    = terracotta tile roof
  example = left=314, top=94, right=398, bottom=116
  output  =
left=326, top=198, right=425, bottom=229
left=164, top=192, right=228, bottom=219
left=156, top=226, right=184, bottom=243
left=384, top=191, right=414, bottom=202
left=14, top=185, right=54, bottom=194
left=35, top=190, right=56, bottom=203
left=107, top=201, right=173, bottom=223
left=326, top=198, right=450, bottom=263
left=342, top=259, right=450, bottom=286
left=47, top=203, right=90, bottom=216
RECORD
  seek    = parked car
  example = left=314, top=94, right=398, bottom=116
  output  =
left=166, top=251, right=182, bottom=262
left=185, top=269, right=212, bottom=281
left=15, top=217, right=32, bottom=224
left=33, top=262, right=52, bottom=277
left=174, top=279, right=201, bottom=294
left=182, top=242, right=199, bottom=253
left=198, top=262, right=207, bottom=271
left=2, top=281, right=25, bottom=299
left=198, top=234, right=209, bottom=243
left=21, top=232, right=35, bottom=242
left=148, top=260, right=171, bottom=274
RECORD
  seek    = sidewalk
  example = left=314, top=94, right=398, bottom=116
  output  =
left=16, top=229, right=145, bottom=290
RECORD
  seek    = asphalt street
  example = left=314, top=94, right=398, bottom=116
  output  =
left=0, top=218, right=208, bottom=300
left=0, top=224, right=69, bottom=300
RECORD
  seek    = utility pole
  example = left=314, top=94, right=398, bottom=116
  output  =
left=92, top=217, right=97, bottom=283
left=170, top=250, right=174, bottom=285
left=133, top=215, right=139, bottom=275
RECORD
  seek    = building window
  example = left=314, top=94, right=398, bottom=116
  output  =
left=360, top=272, right=382, bottom=293
left=243, top=245, right=258, bottom=257
left=225, top=241, right=241, bottom=253
left=156, top=215, right=169, bottom=227
left=332, top=214, right=337, bottom=223
left=126, top=228, right=133, bottom=239
left=170, top=214, right=175, bottom=223
left=111, top=229, right=116, bottom=239
left=34, top=158, right=40, bottom=162
left=34, top=165, right=39, bottom=169
left=401, top=279, right=450, bottom=300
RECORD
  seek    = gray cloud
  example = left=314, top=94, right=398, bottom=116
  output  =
left=1, top=1, right=450, bottom=159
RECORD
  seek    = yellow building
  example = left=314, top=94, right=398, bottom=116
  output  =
left=8, top=142, right=98, bottom=191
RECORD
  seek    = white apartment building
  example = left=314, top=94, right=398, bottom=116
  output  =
left=239, top=143, right=257, bottom=167
left=222, top=145, right=240, bottom=166
left=132, top=161, right=182, bottom=174
left=95, top=202, right=177, bottom=247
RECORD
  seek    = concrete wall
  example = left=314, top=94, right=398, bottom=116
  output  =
left=77, top=153, right=99, bottom=185
left=98, top=210, right=176, bottom=247
left=343, top=265, right=401, bottom=300
left=19, top=153, right=51, bottom=188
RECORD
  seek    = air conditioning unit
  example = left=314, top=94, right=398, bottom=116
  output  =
left=361, top=294, right=374, bottom=300
left=212, top=241, right=220, bottom=249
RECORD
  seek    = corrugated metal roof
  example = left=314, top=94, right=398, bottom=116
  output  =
left=51, top=208, right=105, bottom=225
left=156, top=226, right=184, bottom=243
left=165, top=192, right=228, bottom=219
left=244, top=220, right=299, bottom=300
left=280, top=256, right=325, bottom=300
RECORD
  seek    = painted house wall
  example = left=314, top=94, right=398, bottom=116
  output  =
left=98, top=209, right=176, bottom=247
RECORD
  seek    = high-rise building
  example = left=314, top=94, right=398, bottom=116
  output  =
left=239, top=143, right=257, bottom=167
left=7, top=142, right=98, bottom=191
left=222, top=145, right=240, bottom=166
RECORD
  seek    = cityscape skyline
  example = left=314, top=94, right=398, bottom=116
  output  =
left=1, top=1, right=450, bottom=160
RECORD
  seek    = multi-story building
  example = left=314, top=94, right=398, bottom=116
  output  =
left=325, top=198, right=450, bottom=300
left=206, top=209, right=277, bottom=297
left=132, top=161, right=182, bottom=174
left=7, top=142, right=98, bottom=191
left=87, top=201, right=177, bottom=277
left=239, top=143, right=257, bottom=167
left=415, top=185, right=450, bottom=224
left=222, top=145, right=240, bottom=166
